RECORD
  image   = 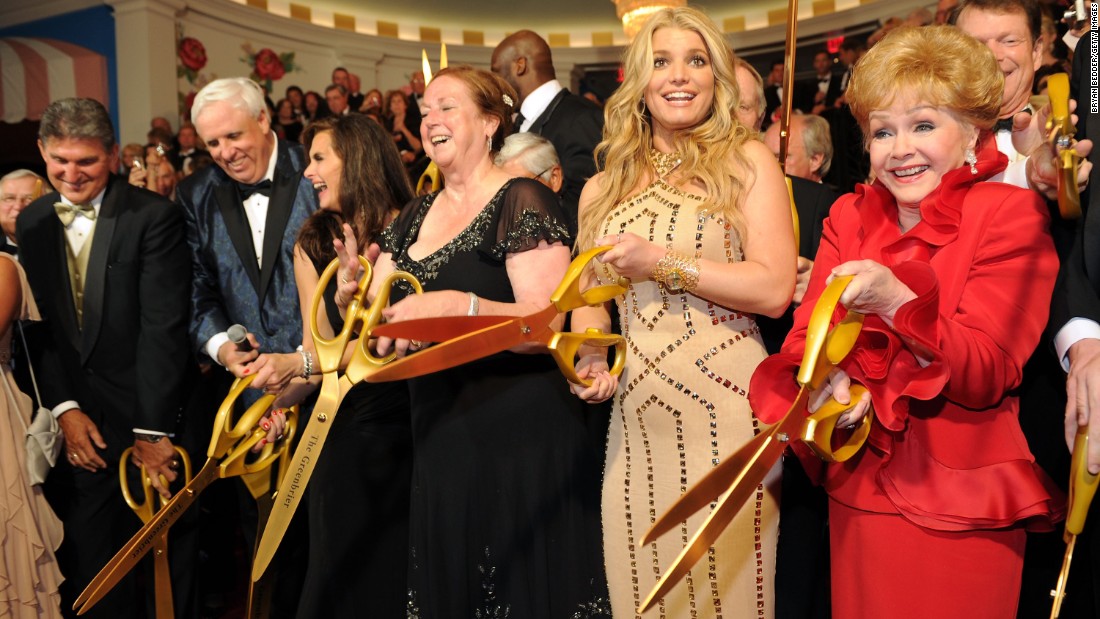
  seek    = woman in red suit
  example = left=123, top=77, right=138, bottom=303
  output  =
left=750, top=25, right=1063, bottom=618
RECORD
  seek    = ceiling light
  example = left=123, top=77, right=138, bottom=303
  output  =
left=612, top=0, right=686, bottom=38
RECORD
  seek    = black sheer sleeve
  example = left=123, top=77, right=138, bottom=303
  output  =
left=484, top=178, right=573, bottom=260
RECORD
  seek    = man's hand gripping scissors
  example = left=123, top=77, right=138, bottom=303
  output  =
left=73, top=379, right=298, bottom=615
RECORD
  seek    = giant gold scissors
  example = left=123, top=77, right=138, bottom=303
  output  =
left=251, top=258, right=422, bottom=580
left=1049, top=425, right=1100, bottom=618
left=74, top=378, right=296, bottom=615
left=638, top=275, right=872, bottom=612
left=120, top=446, right=192, bottom=619
left=366, top=245, right=628, bottom=385
left=1047, top=72, right=1082, bottom=220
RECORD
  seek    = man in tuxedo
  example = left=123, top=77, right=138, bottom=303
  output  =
left=331, top=67, right=363, bottom=112
left=1, top=169, right=41, bottom=255
left=1049, top=26, right=1100, bottom=618
left=762, top=61, right=784, bottom=130
left=797, top=51, right=840, bottom=115
left=179, top=77, right=315, bottom=617
left=490, top=30, right=603, bottom=232
left=17, top=97, right=195, bottom=618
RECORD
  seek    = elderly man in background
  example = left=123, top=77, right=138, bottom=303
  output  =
left=734, top=58, right=766, bottom=133
left=495, top=132, right=563, bottom=193
left=0, top=169, right=42, bottom=255
left=490, top=30, right=603, bottom=232
left=331, top=66, right=363, bottom=111
left=18, top=97, right=196, bottom=618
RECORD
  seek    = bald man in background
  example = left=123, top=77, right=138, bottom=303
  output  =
left=491, top=30, right=603, bottom=232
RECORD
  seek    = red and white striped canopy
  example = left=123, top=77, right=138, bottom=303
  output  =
left=0, top=37, right=109, bottom=124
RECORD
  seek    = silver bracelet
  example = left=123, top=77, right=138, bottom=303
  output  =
left=297, top=347, right=312, bottom=379
left=467, top=292, right=479, bottom=317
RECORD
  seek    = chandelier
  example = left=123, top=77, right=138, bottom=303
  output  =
left=612, top=0, right=687, bottom=38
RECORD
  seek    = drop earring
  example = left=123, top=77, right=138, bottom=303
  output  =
left=965, top=148, right=977, bottom=175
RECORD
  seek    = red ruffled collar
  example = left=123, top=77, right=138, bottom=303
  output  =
left=854, top=133, right=1007, bottom=266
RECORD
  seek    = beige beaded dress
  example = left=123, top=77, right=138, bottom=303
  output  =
left=595, top=152, right=779, bottom=618
left=0, top=253, right=64, bottom=619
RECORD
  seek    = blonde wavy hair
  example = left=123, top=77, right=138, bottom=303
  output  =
left=847, top=25, right=1003, bottom=141
left=577, top=6, right=754, bottom=250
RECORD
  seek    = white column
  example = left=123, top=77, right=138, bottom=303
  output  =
left=106, top=0, right=184, bottom=146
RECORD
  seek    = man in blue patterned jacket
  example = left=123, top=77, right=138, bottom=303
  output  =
left=176, top=77, right=316, bottom=617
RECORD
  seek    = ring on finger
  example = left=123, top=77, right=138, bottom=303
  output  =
left=410, top=340, right=423, bottom=349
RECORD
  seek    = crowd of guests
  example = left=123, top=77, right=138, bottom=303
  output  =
left=1, top=0, right=1099, bottom=618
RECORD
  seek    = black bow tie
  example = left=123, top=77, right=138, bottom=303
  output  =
left=993, top=118, right=1014, bottom=133
left=238, top=179, right=272, bottom=200
left=818, top=77, right=829, bottom=84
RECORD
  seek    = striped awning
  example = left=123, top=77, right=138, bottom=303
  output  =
left=0, top=37, right=109, bottom=124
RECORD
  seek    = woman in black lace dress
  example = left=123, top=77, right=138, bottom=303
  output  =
left=335, top=66, right=610, bottom=618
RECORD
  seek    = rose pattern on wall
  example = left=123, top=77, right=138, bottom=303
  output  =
left=241, top=43, right=298, bottom=96
left=177, top=31, right=215, bottom=122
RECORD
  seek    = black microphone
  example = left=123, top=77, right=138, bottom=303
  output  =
left=227, top=324, right=253, bottom=352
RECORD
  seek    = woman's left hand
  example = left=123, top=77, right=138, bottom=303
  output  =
left=249, top=352, right=302, bottom=393
left=808, top=367, right=872, bottom=428
left=594, top=232, right=665, bottom=281
left=827, top=260, right=916, bottom=321
left=375, top=290, right=467, bottom=357
left=251, top=407, right=289, bottom=453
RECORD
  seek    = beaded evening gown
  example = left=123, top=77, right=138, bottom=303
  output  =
left=382, top=178, right=611, bottom=618
left=0, top=253, right=64, bottom=619
left=593, top=152, right=779, bottom=618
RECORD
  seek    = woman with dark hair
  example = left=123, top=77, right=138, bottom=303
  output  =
left=383, top=89, right=422, bottom=164
left=333, top=65, right=610, bottom=617
left=302, top=90, right=331, bottom=129
left=273, top=98, right=303, bottom=143
left=250, top=114, right=414, bottom=617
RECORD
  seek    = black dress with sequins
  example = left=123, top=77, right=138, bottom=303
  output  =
left=381, top=178, right=611, bottom=619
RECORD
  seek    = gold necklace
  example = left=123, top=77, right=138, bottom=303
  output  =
left=650, top=149, right=683, bottom=178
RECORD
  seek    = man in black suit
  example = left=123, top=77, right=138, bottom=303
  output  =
left=795, top=51, right=841, bottom=115
left=17, top=98, right=195, bottom=618
left=762, top=61, right=784, bottom=130
left=331, top=67, right=363, bottom=112
left=491, top=30, right=603, bottom=231
left=1049, top=27, right=1100, bottom=618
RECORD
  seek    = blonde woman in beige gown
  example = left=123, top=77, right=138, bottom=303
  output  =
left=0, top=253, right=64, bottom=618
left=569, top=7, right=795, bottom=618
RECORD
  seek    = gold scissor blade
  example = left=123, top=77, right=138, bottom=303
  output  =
left=252, top=376, right=345, bottom=580
left=370, top=315, right=515, bottom=342
left=153, top=536, right=173, bottom=619
left=75, top=460, right=220, bottom=614
left=365, top=305, right=559, bottom=383
left=642, top=392, right=805, bottom=546
left=1050, top=534, right=1076, bottom=619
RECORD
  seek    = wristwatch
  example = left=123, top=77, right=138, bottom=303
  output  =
left=133, top=432, right=165, bottom=443
left=653, top=251, right=700, bottom=294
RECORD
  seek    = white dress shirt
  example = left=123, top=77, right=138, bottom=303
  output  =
left=517, top=80, right=563, bottom=133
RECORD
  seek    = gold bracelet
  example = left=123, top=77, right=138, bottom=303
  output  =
left=652, top=250, right=700, bottom=294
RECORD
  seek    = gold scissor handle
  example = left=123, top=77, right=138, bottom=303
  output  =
left=1047, top=73, right=1082, bottom=220
left=1067, top=425, right=1100, bottom=539
left=208, top=375, right=278, bottom=459
left=551, top=246, right=630, bottom=312
left=798, top=275, right=864, bottom=388
left=800, top=384, right=874, bottom=463
left=547, top=329, right=626, bottom=387
left=220, top=407, right=299, bottom=479
left=120, top=446, right=193, bottom=518
left=346, top=270, right=424, bottom=377
left=312, top=256, right=374, bottom=371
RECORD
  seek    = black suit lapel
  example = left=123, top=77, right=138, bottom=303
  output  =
left=214, top=180, right=262, bottom=293
left=80, top=177, right=120, bottom=363
left=259, top=146, right=298, bottom=302
left=528, top=89, right=568, bottom=136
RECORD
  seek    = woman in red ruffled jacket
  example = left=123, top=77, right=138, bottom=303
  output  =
left=750, top=25, right=1063, bottom=619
